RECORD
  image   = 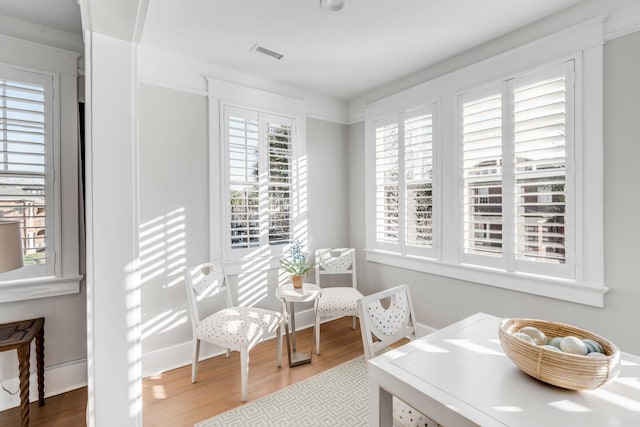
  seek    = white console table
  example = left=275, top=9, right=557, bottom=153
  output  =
left=368, top=312, right=640, bottom=427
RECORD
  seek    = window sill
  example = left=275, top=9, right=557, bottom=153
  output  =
left=0, top=275, right=83, bottom=303
left=365, top=250, right=608, bottom=307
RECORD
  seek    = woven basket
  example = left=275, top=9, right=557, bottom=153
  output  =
left=499, top=318, right=621, bottom=390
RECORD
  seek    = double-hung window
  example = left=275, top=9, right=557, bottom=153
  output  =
left=209, top=77, right=306, bottom=267
left=224, top=105, right=295, bottom=256
left=461, top=62, right=575, bottom=279
left=0, top=41, right=82, bottom=303
left=0, top=66, right=53, bottom=278
left=372, top=106, right=436, bottom=258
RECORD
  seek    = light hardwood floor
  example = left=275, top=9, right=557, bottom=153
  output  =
left=0, top=318, right=364, bottom=426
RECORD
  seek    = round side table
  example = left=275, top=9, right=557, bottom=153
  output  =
left=276, top=283, right=321, bottom=367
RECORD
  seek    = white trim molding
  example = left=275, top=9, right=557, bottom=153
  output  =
left=0, top=275, right=83, bottom=303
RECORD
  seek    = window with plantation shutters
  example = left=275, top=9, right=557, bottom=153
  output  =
left=224, top=106, right=295, bottom=255
left=513, top=73, right=568, bottom=266
left=459, top=61, right=574, bottom=277
left=365, top=24, right=605, bottom=306
left=405, top=113, right=434, bottom=248
left=462, top=90, right=503, bottom=259
left=375, top=122, right=399, bottom=245
left=227, top=110, right=260, bottom=249
left=0, top=68, right=52, bottom=271
left=0, top=40, right=82, bottom=301
left=266, top=118, right=293, bottom=245
left=373, top=106, right=436, bottom=256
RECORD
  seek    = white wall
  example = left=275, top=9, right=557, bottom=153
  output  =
left=307, top=118, right=350, bottom=251
left=138, top=83, right=210, bottom=372
left=347, top=31, right=640, bottom=355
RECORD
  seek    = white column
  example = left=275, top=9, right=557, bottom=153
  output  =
left=84, top=31, right=141, bottom=427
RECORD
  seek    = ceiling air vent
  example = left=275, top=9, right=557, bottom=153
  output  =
left=252, top=44, right=284, bottom=60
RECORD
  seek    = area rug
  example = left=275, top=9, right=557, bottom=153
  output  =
left=195, top=356, right=368, bottom=427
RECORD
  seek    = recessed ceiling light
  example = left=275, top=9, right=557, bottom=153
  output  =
left=320, top=0, right=348, bottom=13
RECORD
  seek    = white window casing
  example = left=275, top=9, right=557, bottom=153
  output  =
left=364, top=18, right=605, bottom=307
left=459, top=61, right=576, bottom=280
left=371, top=105, right=438, bottom=259
left=0, top=67, right=53, bottom=277
left=0, top=35, right=82, bottom=303
left=208, top=79, right=306, bottom=276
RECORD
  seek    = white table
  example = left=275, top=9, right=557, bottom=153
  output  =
left=368, top=312, right=640, bottom=427
left=276, top=283, right=321, bottom=367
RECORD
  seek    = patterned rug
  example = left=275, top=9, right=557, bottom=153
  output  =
left=195, top=356, right=368, bottom=427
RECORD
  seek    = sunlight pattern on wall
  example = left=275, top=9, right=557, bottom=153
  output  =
left=139, top=208, right=188, bottom=344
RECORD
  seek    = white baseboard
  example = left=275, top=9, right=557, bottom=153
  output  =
left=0, top=358, right=87, bottom=412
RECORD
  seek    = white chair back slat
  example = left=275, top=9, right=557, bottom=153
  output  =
left=365, top=291, right=409, bottom=336
left=317, top=249, right=354, bottom=272
left=357, top=285, right=418, bottom=360
left=315, top=248, right=357, bottom=289
left=184, top=262, right=230, bottom=330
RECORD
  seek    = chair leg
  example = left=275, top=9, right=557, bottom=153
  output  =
left=240, top=348, right=249, bottom=402
left=191, top=339, right=200, bottom=383
left=315, top=313, right=321, bottom=355
left=225, top=348, right=230, bottom=358
left=352, top=315, right=357, bottom=330
left=276, top=324, right=283, bottom=367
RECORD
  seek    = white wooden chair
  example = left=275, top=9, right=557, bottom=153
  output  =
left=184, top=262, right=283, bottom=402
left=357, top=285, right=442, bottom=427
left=314, top=248, right=363, bottom=355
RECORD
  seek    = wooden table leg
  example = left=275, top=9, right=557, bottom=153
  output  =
left=17, top=343, right=30, bottom=427
left=36, top=323, right=45, bottom=407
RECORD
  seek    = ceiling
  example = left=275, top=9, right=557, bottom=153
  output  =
left=0, top=0, right=82, bottom=35
left=0, top=0, right=585, bottom=101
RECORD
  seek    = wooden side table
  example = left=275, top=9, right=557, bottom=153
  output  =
left=0, top=318, right=45, bottom=427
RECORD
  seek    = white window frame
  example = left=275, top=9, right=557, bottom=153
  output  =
left=369, top=104, right=439, bottom=260
left=364, top=18, right=605, bottom=307
left=208, top=79, right=307, bottom=275
left=0, top=35, right=82, bottom=302
left=458, top=61, right=576, bottom=280
left=0, top=65, right=55, bottom=278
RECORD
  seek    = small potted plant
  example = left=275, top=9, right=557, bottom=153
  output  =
left=280, top=240, right=314, bottom=288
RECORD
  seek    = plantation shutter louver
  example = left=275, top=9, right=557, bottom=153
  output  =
left=0, top=77, right=47, bottom=265
left=462, top=91, right=503, bottom=257
left=375, top=122, right=399, bottom=245
left=405, top=113, right=433, bottom=248
left=514, top=74, right=567, bottom=265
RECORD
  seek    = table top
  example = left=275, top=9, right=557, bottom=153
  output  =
left=0, top=318, right=44, bottom=350
left=276, top=283, right=321, bottom=302
left=368, top=312, right=640, bottom=427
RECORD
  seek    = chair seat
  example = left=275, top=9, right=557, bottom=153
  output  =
left=317, top=287, right=363, bottom=315
left=197, top=306, right=282, bottom=348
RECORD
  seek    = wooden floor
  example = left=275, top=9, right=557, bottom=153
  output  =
left=0, top=318, right=364, bottom=426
